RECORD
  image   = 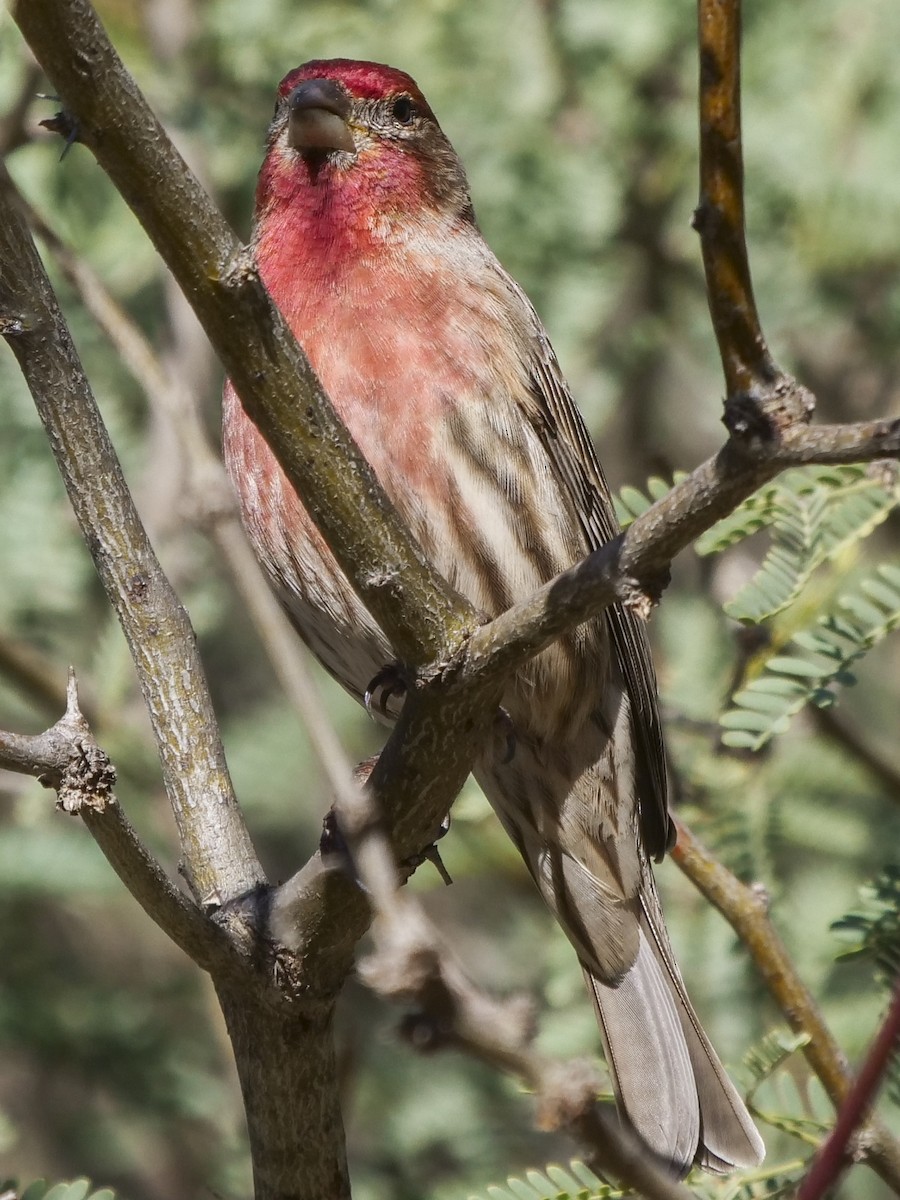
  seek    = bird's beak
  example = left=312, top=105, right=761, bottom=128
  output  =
left=287, top=79, right=356, bottom=154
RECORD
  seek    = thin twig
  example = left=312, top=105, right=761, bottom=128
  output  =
left=694, top=0, right=777, bottom=393
left=797, top=983, right=900, bottom=1200
left=671, top=817, right=900, bottom=1192
left=0, top=671, right=226, bottom=968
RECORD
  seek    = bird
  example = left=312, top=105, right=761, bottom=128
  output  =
left=222, top=57, right=765, bottom=1176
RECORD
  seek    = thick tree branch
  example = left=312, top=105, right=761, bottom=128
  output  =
left=0, top=672, right=227, bottom=969
left=0, top=165, right=263, bottom=906
left=11, top=0, right=473, bottom=672
left=3, top=168, right=333, bottom=749
left=671, top=818, right=900, bottom=1193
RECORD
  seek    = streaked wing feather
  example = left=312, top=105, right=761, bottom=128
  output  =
left=513, top=285, right=671, bottom=859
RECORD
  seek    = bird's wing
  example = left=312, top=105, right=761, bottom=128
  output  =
left=508, top=277, right=673, bottom=860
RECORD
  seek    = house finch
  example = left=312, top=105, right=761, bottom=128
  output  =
left=223, top=58, right=764, bottom=1175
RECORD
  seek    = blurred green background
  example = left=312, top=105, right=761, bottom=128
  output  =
left=1, top=0, right=899, bottom=1197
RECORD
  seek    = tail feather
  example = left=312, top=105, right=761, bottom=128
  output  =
left=476, top=737, right=764, bottom=1176
left=585, top=934, right=700, bottom=1174
left=638, top=895, right=765, bottom=1171
left=587, top=917, right=765, bottom=1175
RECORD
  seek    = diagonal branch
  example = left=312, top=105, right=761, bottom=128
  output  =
left=797, top=983, right=900, bottom=1200
left=0, top=165, right=263, bottom=906
left=328, top=723, right=695, bottom=1199
left=11, top=0, right=473, bottom=672
left=4, top=167, right=329, bottom=748
left=467, top=415, right=900, bottom=687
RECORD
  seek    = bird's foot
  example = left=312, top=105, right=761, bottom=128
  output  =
left=364, top=663, right=410, bottom=719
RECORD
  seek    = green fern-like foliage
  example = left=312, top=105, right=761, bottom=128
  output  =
left=720, top=564, right=900, bottom=750
left=832, top=869, right=900, bottom=1104
left=464, top=1153, right=808, bottom=1200
left=695, top=465, right=900, bottom=623
left=743, top=1029, right=811, bottom=1098
left=832, top=866, right=900, bottom=985
left=467, top=1160, right=617, bottom=1200
left=8, top=1181, right=117, bottom=1200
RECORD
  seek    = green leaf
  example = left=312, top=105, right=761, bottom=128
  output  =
left=15, top=1184, right=117, bottom=1200
left=696, top=464, right=900, bottom=622
left=721, top=563, right=900, bottom=750
left=613, top=472, right=688, bottom=527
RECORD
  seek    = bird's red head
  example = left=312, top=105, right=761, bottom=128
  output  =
left=275, top=59, right=434, bottom=113
left=254, top=58, right=473, bottom=244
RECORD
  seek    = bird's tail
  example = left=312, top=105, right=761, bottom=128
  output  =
left=584, top=899, right=765, bottom=1176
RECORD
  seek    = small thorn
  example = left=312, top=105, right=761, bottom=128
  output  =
left=65, top=666, right=80, bottom=714
left=401, top=816, right=452, bottom=885
left=37, top=100, right=81, bottom=160
left=422, top=844, right=453, bottom=886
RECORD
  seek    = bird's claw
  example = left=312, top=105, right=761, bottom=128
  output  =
left=364, top=663, right=409, bottom=719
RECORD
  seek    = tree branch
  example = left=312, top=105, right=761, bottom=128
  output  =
left=467, top=415, right=900, bottom=687
left=330, top=742, right=696, bottom=1199
left=11, top=0, right=473, bottom=672
left=0, top=164, right=263, bottom=906
left=0, top=671, right=228, bottom=969
left=694, top=0, right=777, bottom=393
left=797, top=983, right=900, bottom=1200
left=3, top=166, right=333, bottom=749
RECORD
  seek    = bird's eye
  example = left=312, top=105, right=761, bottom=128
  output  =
left=391, top=96, right=417, bottom=125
